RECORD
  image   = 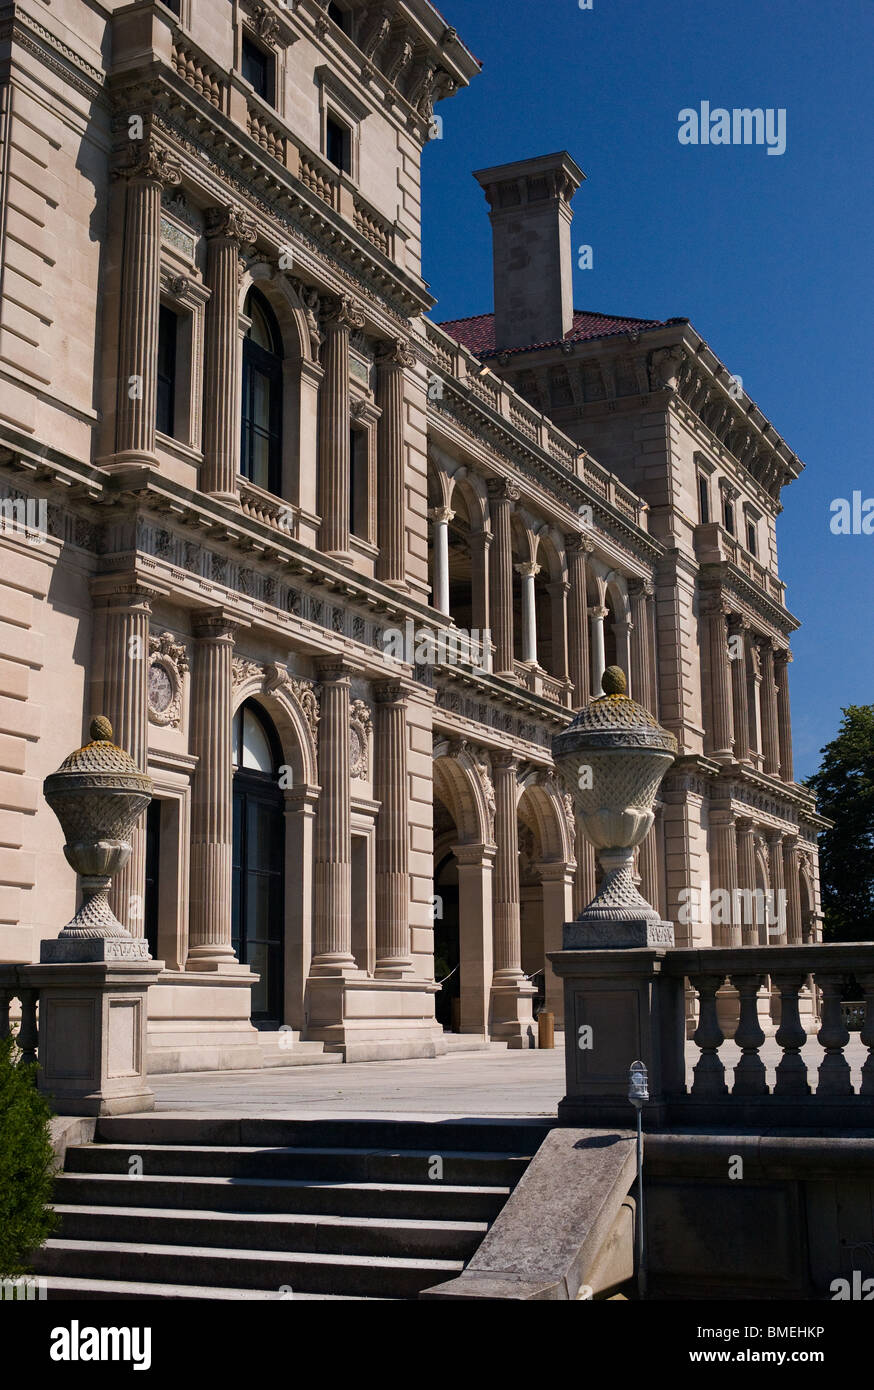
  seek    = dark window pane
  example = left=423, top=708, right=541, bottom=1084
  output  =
left=156, top=305, right=177, bottom=437
left=144, top=799, right=161, bottom=960
left=326, top=115, right=351, bottom=173
left=242, top=35, right=273, bottom=103
left=698, top=475, right=709, bottom=525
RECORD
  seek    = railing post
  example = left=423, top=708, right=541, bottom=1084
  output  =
left=860, top=972, right=874, bottom=1096
left=772, top=973, right=811, bottom=1096
left=690, top=975, right=728, bottom=1096
left=730, top=971, right=768, bottom=1095
left=16, top=988, right=38, bottom=1067
left=816, top=974, right=853, bottom=1096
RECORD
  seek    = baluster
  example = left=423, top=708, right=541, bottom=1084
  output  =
left=816, top=973, right=853, bottom=1095
left=772, top=973, right=811, bottom=1095
left=729, top=972, right=768, bottom=1095
left=690, top=974, right=728, bottom=1096
left=859, top=972, right=874, bottom=1095
left=17, top=989, right=38, bottom=1067
left=0, top=988, right=12, bottom=1041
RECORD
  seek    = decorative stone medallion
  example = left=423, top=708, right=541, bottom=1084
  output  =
left=148, top=632, right=188, bottom=727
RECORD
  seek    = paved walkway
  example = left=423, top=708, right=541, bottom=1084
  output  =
left=150, top=1038, right=869, bottom=1120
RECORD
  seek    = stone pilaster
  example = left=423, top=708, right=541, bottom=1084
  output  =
left=375, top=338, right=414, bottom=585
left=639, top=823, right=660, bottom=919
left=573, top=823, right=597, bottom=919
left=768, top=830, right=787, bottom=944
left=748, top=641, right=764, bottom=769
left=782, top=835, right=802, bottom=944
left=114, top=142, right=181, bottom=465
left=548, top=579, right=570, bottom=682
left=95, top=581, right=157, bottom=935
left=728, top=613, right=751, bottom=763
left=710, top=810, right=741, bottom=947
left=736, top=817, right=758, bottom=945
left=629, top=578, right=655, bottom=711
left=374, top=681, right=413, bottom=976
left=319, top=296, right=365, bottom=557
left=760, top=640, right=781, bottom=776
left=188, top=610, right=243, bottom=971
left=312, top=658, right=358, bottom=974
left=775, top=647, right=794, bottom=782
left=565, top=535, right=591, bottom=708
left=703, top=595, right=733, bottom=760
left=487, top=479, right=519, bottom=676
left=490, top=752, right=536, bottom=1045
left=202, top=204, right=256, bottom=501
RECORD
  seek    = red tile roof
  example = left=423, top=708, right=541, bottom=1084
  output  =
left=437, top=309, right=670, bottom=357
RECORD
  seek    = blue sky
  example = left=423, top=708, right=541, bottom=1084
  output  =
left=421, top=0, right=874, bottom=780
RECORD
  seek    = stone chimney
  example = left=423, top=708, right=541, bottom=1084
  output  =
left=473, top=152, right=584, bottom=352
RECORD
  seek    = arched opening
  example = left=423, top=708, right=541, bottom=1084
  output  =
left=433, top=836, right=460, bottom=1032
left=232, top=699, right=285, bottom=1027
left=241, top=287, right=283, bottom=495
left=447, top=489, right=474, bottom=634
left=603, top=589, right=619, bottom=670
left=432, top=749, right=493, bottom=1037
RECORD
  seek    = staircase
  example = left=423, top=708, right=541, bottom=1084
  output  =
left=33, top=1116, right=551, bottom=1300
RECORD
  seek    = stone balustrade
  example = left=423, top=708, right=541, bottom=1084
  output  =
left=0, top=966, right=38, bottom=1066
left=552, top=941, right=874, bottom=1128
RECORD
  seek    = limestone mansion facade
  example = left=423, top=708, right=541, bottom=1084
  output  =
left=0, top=0, right=825, bottom=1068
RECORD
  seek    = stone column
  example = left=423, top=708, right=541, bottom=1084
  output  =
left=516, top=561, right=539, bottom=664
left=312, top=658, right=358, bottom=974
left=639, top=823, right=660, bottom=919
left=748, top=642, right=764, bottom=769
left=374, top=681, right=413, bottom=976
left=491, top=753, right=536, bottom=1044
left=710, top=810, right=741, bottom=947
left=573, top=824, right=597, bottom=919
left=319, top=295, right=365, bottom=557
left=114, top=143, right=181, bottom=465
left=375, top=338, right=415, bottom=585
left=736, top=817, right=758, bottom=945
left=760, top=640, right=781, bottom=776
left=728, top=613, right=751, bottom=763
left=429, top=506, right=453, bottom=616
left=539, top=861, right=575, bottom=1026
left=775, top=647, right=794, bottom=782
left=629, top=578, right=654, bottom=711
left=471, top=530, right=492, bottom=670
left=768, top=830, right=787, bottom=944
left=202, top=204, right=256, bottom=501
left=97, top=581, right=156, bottom=934
left=487, top=479, right=519, bottom=676
left=453, top=843, right=495, bottom=1036
left=188, top=610, right=243, bottom=971
left=548, top=579, right=570, bottom=683
left=782, top=835, right=802, bottom=944
left=589, top=605, right=608, bottom=694
left=566, top=535, right=591, bottom=708
left=703, top=596, right=733, bottom=760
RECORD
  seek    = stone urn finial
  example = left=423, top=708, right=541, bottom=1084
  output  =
left=552, top=667, right=678, bottom=946
left=42, top=716, right=153, bottom=959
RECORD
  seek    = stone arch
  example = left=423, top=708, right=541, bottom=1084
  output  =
left=516, top=770, right=574, bottom=864
left=432, top=737, right=493, bottom=846
left=231, top=669, right=318, bottom=788
left=241, top=263, right=312, bottom=364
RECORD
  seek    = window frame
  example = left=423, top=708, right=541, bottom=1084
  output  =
left=241, top=288, right=283, bottom=497
left=241, top=31, right=276, bottom=107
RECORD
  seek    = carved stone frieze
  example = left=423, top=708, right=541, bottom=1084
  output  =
left=350, top=699, right=371, bottom=778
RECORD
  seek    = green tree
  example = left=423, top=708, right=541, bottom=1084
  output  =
left=0, top=1036, right=57, bottom=1278
left=806, top=705, right=874, bottom=942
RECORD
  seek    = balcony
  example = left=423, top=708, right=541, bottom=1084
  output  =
left=694, top=521, right=785, bottom=603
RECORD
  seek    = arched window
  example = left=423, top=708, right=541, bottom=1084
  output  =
left=232, top=699, right=285, bottom=1026
left=241, top=288, right=282, bottom=495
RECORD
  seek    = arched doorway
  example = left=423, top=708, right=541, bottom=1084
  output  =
left=232, top=699, right=285, bottom=1027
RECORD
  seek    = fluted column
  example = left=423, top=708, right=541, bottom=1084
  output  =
left=710, top=810, right=741, bottom=946
left=98, top=581, right=156, bottom=935
left=188, top=611, right=242, bottom=970
left=589, top=605, right=608, bottom=694
left=374, top=681, right=413, bottom=976
left=736, top=817, right=758, bottom=944
left=312, top=658, right=357, bottom=974
left=429, top=506, right=453, bottom=615
left=573, top=822, right=597, bottom=919
left=375, top=338, right=414, bottom=584
left=748, top=642, right=764, bottom=769
left=775, top=647, right=794, bottom=782
left=782, top=835, right=802, bottom=944
left=566, top=535, right=591, bottom=708
left=639, top=824, right=660, bottom=917
left=319, top=295, right=365, bottom=557
left=629, top=578, right=654, bottom=711
left=471, top=529, right=492, bottom=669
left=768, top=830, right=787, bottom=944
left=516, top=561, right=539, bottom=665
left=548, top=579, right=570, bottom=682
left=759, top=640, right=781, bottom=775
left=202, top=204, right=256, bottom=500
left=487, top=479, right=519, bottom=676
left=728, top=613, right=751, bottom=763
left=114, top=142, right=181, bottom=464
left=491, top=752, right=536, bottom=1044
left=703, top=596, right=733, bottom=760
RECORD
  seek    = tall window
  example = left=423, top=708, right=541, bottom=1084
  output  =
left=698, top=474, right=710, bottom=525
left=326, top=114, right=352, bottom=173
left=746, top=519, right=758, bottom=557
left=241, top=288, right=283, bottom=494
left=723, top=495, right=735, bottom=537
left=156, top=305, right=178, bottom=438
left=242, top=34, right=274, bottom=105
left=350, top=427, right=368, bottom=539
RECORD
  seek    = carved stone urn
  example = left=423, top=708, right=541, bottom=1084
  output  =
left=551, top=667, right=677, bottom=947
left=42, top=715, right=153, bottom=961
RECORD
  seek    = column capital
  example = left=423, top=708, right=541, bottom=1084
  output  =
left=205, top=202, right=257, bottom=248
left=428, top=506, right=455, bottom=525
left=515, top=561, right=540, bottom=579
left=727, top=610, right=750, bottom=631
left=324, top=293, right=365, bottom=333
left=628, top=576, right=655, bottom=599
left=492, top=751, right=521, bottom=775
left=774, top=645, right=793, bottom=666
left=192, top=607, right=247, bottom=643
left=486, top=476, right=521, bottom=505
left=315, top=655, right=362, bottom=683
left=375, top=336, right=416, bottom=370
left=373, top=678, right=413, bottom=705
left=452, top=842, right=497, bottom=867
left=565, top=531, right=595, bottom=555
left=114, top=140, right=181, bottom=188
left=90, top=575, right=162, bottom=609
left=735, top=815, right=756, bottom=833
left=589, top=605, right=609, bottom=620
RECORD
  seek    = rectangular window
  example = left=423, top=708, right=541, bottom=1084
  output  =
left=746, top=520, right=758, bottom=557
left=350, top=427, right=368, bottom=539
left=242, top=34, right=274, bottom=105
left=723, top=497, right=735, bottom=537
left=156, top=305, right=178, bottom=438
left=698, top=474, right=710, bottom=525
left=326, top=114, right=351, bottom=173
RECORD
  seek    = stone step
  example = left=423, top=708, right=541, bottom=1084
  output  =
left=41, top=1276, right=385, bottom=1301
left=66, top=1142, right=530, bottom=1187
left=54, top=1172, right=510, bottom=1222
left=54, top=1204, right=488, bottom=1260
left=31, top=1238, right=464, bottom=1300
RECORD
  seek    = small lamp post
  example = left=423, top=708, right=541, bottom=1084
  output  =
left=628, top=1059, right=648, bottom=1299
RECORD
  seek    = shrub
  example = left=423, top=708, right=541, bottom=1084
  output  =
left=0, top=1034, right=57, bottom=1277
